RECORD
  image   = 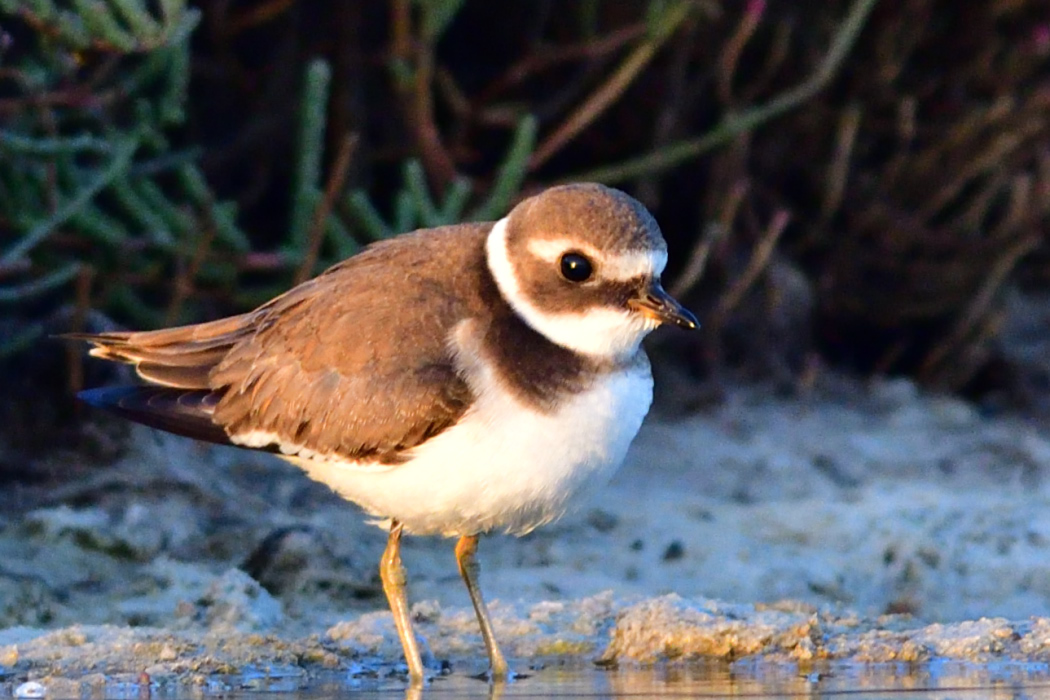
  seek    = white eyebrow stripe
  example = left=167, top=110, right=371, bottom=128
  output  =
left=527, top=238, right=599, bottom=263
left=526, top=238, right=667, bottom=281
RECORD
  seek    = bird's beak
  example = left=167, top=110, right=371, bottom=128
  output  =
left=628, top=282, right=699, bottom=330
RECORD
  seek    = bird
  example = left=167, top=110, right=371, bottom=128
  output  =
left=67, top=182, right=698, bottom=682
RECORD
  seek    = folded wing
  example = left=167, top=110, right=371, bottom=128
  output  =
left=70, top=227, right=484, bottom=464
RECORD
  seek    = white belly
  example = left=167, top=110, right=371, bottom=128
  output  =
left=288, top=354, right=652, bottom=537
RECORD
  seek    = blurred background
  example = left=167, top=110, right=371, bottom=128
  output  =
left=2, top=0, right=1049, bottom=475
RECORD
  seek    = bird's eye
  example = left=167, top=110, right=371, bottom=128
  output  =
left=559, top=253, right=593, bottom=282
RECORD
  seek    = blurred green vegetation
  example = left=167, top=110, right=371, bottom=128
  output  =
left=1, top=0, right=1049, bottom=393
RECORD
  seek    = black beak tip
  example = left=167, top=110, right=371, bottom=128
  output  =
left=677, top=310, right=700, bottom=330
left=634, top=285, right=700, bottom=330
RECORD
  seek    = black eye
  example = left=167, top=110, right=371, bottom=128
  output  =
left=559, top=253, right=593, bottom=282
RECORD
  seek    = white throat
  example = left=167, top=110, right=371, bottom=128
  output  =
left=485, top=217, right=656, bottom=359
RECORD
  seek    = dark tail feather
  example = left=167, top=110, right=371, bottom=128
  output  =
left=78, top=386, right=234, bottom=447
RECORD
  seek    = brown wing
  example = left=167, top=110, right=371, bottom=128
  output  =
left=66, top=312, right=255, bottom=388
left=73, top=224, right=489, bottom=464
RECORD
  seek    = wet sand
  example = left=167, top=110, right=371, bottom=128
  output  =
left=3, top=373, right=1050, bottom=694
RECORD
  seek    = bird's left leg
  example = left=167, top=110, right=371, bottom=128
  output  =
left=455, top=534, right=509, bottom=678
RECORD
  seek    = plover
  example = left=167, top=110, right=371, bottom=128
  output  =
left=69, top=182, right=697, bottom=681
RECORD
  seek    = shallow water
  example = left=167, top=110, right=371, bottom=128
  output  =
left=131, top=660, right=1050, bottom=699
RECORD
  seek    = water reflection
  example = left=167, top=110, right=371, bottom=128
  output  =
left=286, top=659, right=1050, bottom=699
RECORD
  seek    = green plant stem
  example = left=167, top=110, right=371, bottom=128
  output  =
left=345, top=191, right=394, bottom=240
left=0, top=262, right=80, bottom=303
left=2, top=136, right=140, bottom=265
left=0, top=131, right=115, bottom=155
left=438, top=177, right=472, bottom=222
left=0, top=324, right=43, bottom=359
left=472, top=114, right=537, bottom=220
left=405, top=159, right=440, bottom=226
left=289, top=59, right=332, bottom=257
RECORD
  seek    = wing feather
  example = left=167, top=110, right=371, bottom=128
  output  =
left=78, top=386, right=232, bottom=446
left=70, top=224, right=488, bottom=464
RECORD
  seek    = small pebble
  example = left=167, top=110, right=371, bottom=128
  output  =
left=662, top=540, right=685, bottom=561
left=586, top=509, right=619, bottom=532
left=15, top=681, right=46, bottom=699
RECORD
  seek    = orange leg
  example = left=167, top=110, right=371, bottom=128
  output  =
left=380, top=520, right=425, bottom=681
left=455, top=534, right=509, bottom=678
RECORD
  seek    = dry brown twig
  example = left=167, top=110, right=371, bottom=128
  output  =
left=738, top=14, right=793, bottom=103
left=475, top=24, right=647, bottom=107
left=819, top=103, right=861, bottom=224
left=717, top=0, right=765, bottom=107
left=715, top=209, right=791, bottom=320
left=881, top=96, right=917, bottom=192
left=295, top=133, right=358, bottom=285
left=528, top=2, right=694, bottom=170
left=66, top=265, right=94, bottom=399
left=670, top=180, right=749, bottom=298
left=165, top=215, right=216, bottom=326
left=390, top=0, right=458, bottom=192
left=920, top=234, right=1041, bottom=385
left=922, top=122, right=1044, bottom=221
left=227, top=0, right=297, bottom=35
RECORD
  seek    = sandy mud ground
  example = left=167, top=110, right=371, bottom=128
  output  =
left=4, top=363, right=1050, bottom=695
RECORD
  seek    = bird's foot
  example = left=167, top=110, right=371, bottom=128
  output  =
left=468, top=665, right=524, bottom=683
